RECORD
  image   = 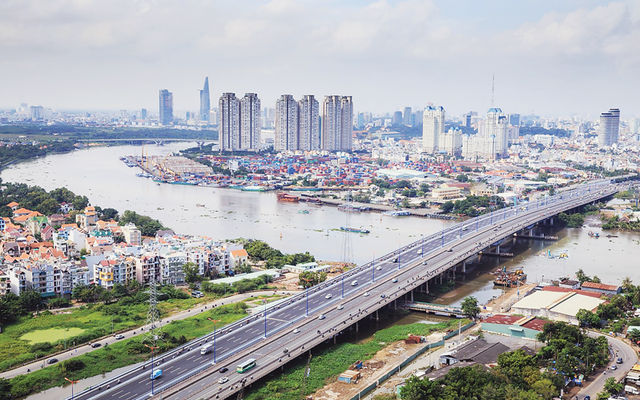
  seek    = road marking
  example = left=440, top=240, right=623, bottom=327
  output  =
left=118, top=391, right=131, bottom=399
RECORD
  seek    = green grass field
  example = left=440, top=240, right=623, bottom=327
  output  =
left=6, top=303, right=248, bottom=398
left=21, top=328, right=87, bottom=344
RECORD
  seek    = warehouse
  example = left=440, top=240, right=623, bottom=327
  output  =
left=510, top=290, right=606, bottom=325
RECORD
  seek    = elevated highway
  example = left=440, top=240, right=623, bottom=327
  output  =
left=67, top=180, right=628, bottom=400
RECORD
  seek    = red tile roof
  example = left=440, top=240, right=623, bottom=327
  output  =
left=541, top=285, right=603, bottom=298
left=581, top=281, right=620, bottom=292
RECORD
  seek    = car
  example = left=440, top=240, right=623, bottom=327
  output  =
left=423, top=260, right=428, bottom=265
left=417, top=249, right=423, bottom=255
left=351, top=280, right=358, bottom=286
left=337, top=304, right=344, bottom=310
left=219, top=367, right=228, bottom=373
left=392, top=278, right=398, bottom=283
left=462, top=226, right=468, bottom=231
left=325, top=294, right=332, bottom=299
left=318, top=314, right=326, bottom=320
left=363, top=292, right=370, bottom=297
left=114, top=334, right=125, bottom=340
left=218, top=376, right=229, bottom=384
left=610, top=365, right=618, bottom=370
left=91, top=342, right=101, bottom=348
left=47, top=358, right=58, bottom=364
left=150, top=369, right=163, bottom=380
left=283, top=348, right=289, bottom=354
left=293, top=328, right=300, bottom=334
left=392, top=257, right=399, bottom=263
left=376, top=266, right=382, bottom=270
left=617, top=357, right=623, bottom=364
left=380, top=294, right=386, bottom=298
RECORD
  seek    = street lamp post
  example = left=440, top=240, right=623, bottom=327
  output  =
left=144, top=344, right=159, bottom=396
left=207, top=318, right=221, bottom=364
left=301, top=277, right=312, bottom=317
left=341, top=274, right=344, bottom=298
left=64, top=377, right=79, bottom=400
left=263, top=299, right=267, bottom=338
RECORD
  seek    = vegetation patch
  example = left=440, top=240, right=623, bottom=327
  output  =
left=245, top=319, right=466, bottom=400
left=20, top=327, right=87, bottom=344
left=2, top=303, right=247, bottom=399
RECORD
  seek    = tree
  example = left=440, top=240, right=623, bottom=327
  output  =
left=603, top=377, right=623, bottom=396
left=456, top=174, right=469, bottom=182
left=440, top=201, right=454, bottom=213
left=531, top=379, right=557, bottom=400
left=234, top=262, right=252, bottom=274
left=497, top=350, right=536, bottom=388
left=299, top=271, right=327, bottom=288
left=19, top=289, right=42, bottom=311
left=182, top=262, right=202, bottom=284
left=399, top=375, right=442, bottom=400
left=576, top=309, right=600, bottom=327
left=100, top=207, right=119, bottom=220
left=461, top=296, right=480, bottom=319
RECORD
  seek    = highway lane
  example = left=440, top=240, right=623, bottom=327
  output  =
left=67, top=181, right=623, bottom=400
left=167, top=182, right=624, bottom=400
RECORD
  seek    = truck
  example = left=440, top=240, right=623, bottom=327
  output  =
left=200, top=343, right=213, bottom=355
left=625, top=385, right=639, bottom=395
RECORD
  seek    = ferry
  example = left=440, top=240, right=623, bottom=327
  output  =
left=242, top=186, right=267, bottom=192
left=340, top=227, right=370, bottom=234
left=277, top=193, right=300, bottom=202
left=588, top=231, right=600, bottom=238
left=298, top=209, right=309, bottom=214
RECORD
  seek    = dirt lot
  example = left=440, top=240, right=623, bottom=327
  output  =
left=311, top=331, right=445, bottom=400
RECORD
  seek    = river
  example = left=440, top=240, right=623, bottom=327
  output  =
left=2, top=143, right=639, bottom=306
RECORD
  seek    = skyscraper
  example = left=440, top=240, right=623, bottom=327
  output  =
left=275, top=94, right=298, bottom=151
left=140, top=108, right=147, bottom=120
left=393, top=111, right=403, bottom=125
left=219, top=93, right=240, bottom=151
left=199, top=77, right=210, bottom=124
left=598, top=108, right=620, bottom=147
left=485, top=108, right=509, bottom=158
left=403, top=107, right=412, bottom=126
left=422, top=106, right=445, bottom=154
left=159, top=89, right=173, bottom=125
left=321, top=95, right=353, bottom=151
left=240, top=93, right=261, bottom=151
left=299, top=95, right=320, bottom=151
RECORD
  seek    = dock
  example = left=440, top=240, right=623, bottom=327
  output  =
left=401, top=301, right=465, bottom=318
left=513, top=234, right=559, bottom=241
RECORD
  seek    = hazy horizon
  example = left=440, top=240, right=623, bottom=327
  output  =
left=2, top=0, right=639, bottom=118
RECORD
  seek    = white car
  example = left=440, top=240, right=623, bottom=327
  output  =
left=363, top=292, right=370, bottom=297
left=376, top=266, right=382, bottom=270
left=325, top=294, right=332, bottom=299
left=114, top=334, right=125, bottom=340
left=218, top=377, right=229, bottom=384
left=392, top=278, right=398, bottom=283
left=318, top=314, right=326, bottom=320
left=293, top=328, right=300, bottom=334
left=337, top=304, right=344, bottom=310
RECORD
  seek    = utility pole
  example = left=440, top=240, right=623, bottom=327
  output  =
left=300, top=351, right=312, bottom=399
left=207, top=318, right=221, bottom=364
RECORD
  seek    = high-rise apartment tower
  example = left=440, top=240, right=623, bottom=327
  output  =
left=422, top=106, right=445, bottom=154
left=159, top=89, right=173, bottom=125
left=598, top=108, right=620, bottom=147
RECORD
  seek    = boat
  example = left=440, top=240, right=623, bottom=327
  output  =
left=383, top=210, right=411, bottom=217
left=606, top=234, right=618, bottom=238
left=298, top=209, right=309, bottom=214
left=588, top=231, right=600, bottom=238
left=339, top=227, right=370, bottom=234
left=493, top=267, right=527, bottom=287
left=277, top=193, right=300, bottom=202
left=196, top=204, right=205, bottom=208
left=156, top=183, right=161, bottom=186
left=338, top=204, right=370, bottom=212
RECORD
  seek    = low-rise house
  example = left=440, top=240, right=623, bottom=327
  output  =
left=581, top=281, right=621, bottom=296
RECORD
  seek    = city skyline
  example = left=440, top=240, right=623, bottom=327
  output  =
left=1, top=0, right=639, bottom=117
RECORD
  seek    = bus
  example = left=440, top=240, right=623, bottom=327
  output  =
left=237, top=358, right=256, bottom=373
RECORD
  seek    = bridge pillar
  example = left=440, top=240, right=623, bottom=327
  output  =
left=496, top=245, right=500, bottom=254
left=550, top=217, right=554, bottom=225
left=334, top=335, right=337, bottom=344
left=376, top=310, right=379, bottom=321
left=394, top=299, right=397, bottom=310
left=462, top=261, right=467, bottom=274
left=356, top=322, right=359, bottom=333
left=410, top=290, right=414, bottom=302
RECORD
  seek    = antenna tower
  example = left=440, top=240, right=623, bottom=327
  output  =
left=491, top=74, right=495, bottom=108
left=144, top=268, right=163, bottom=346
left=340, top=191, right=354, bottom=268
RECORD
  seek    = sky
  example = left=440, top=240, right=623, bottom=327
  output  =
left=1, top=0, right=639, bottom=118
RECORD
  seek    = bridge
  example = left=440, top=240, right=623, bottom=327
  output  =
left=402, top=301, right=465, bottom=317
left=77, top=138, right=217, bottom=147
left=66, top=179, right=629, bottom=400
